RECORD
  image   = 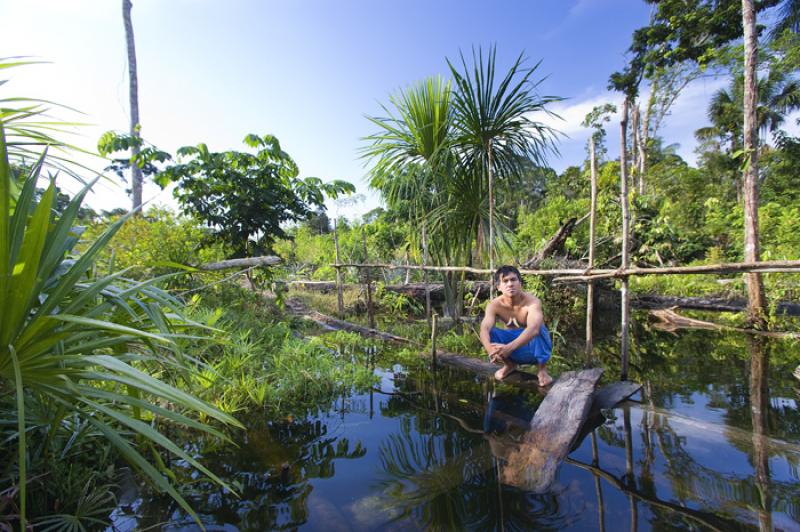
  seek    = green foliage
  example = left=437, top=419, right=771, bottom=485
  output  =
left=158, top=134, right=353, bottom=257
left=97, top=130, right=172, bottom=187
left=0, top=124, right=240, bottom=528
left=83, top=206, right=226, bottom=280
left=180, top=286, right=379, bottom=417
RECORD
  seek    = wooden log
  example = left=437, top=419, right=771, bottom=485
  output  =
left=304, top=311, right=415, bottom=344
left=498, top=368, right=604, bottom=493
left=199, top=255, right=281, bottom=271
left=634, top=293, right=800, bottom=315
left=521, top=216, right=580, bottom=268
left=650, top=308, right=800, bottom=339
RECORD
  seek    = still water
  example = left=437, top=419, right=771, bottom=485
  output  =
left=114, top=322, right=800, bottom=531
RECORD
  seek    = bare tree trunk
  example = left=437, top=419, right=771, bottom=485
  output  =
left=488, top=139, right=495, bottom=298
left=620, top=98, right=631, bottom=380
left=742, top=0, right=767, bottom=328
left=631, top=103, right=640, bottom=195
left=334, top=218, right=344, bottom=318
left=586, top=134, right=598, bottom=362
left=423, top=218, right=431, bottom=325
left=122, top=0, right=143, bottom=213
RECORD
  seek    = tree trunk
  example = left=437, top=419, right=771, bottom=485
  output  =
left=619, top=98, right=631, bottom=379
left=586, top=134, right=598, bottom=362
left=742, top=0, right=768, bottom=328
left=630, top=103, right=640, bottom=196
left=422, top=218, right=431, bottom=325
left=122, top=0, right=143, bottom=213
left=488, top=139, right=495, bottom=298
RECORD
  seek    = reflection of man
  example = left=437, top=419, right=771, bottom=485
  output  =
left=479, top=265, right=553, bottom=384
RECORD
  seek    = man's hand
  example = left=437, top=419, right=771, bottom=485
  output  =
left=489, top=343, right=512, bottom=362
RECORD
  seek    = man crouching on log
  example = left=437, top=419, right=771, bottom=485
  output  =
left=480, top=265, right=553, bottom=385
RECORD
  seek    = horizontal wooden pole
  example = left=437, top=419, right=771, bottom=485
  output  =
left=329, top=259, right=800, bottom=281
left=332, top=262, right=592, bottom=276
left=553, top=259, right=800, bottom=283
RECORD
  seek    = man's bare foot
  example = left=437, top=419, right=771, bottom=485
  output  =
left=537, top=369, right=553, bottom=387
left=494, top=363, right=517, bottom=381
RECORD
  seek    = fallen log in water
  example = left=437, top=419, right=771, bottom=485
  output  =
left=304, top=310, right=416, bottom=344
left=634, top=293, right=800, bottom=315
left=501, top=368, right=604, bottom=493
left=650, top=308, right=800, bottom=339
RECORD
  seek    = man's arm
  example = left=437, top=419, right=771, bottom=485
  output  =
left=493, top=299, right=543, bottom=358
left=479, top=302, right=498, bottom=356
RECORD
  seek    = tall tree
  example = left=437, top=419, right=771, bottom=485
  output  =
left=122, top=0, right=142, bottom=212
left=742, top=0, right=768, bottom=326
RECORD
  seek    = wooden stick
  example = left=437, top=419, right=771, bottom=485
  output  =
left=333, top=259, right=800, bottom=280
left=431, top=313, right=438, bottom=365
left=362, top=228, right=374, bottom=329
left=334, top=219, right=344, bottom=318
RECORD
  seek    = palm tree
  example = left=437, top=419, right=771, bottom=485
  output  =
left=363, top=76, right=453, bottom=320
left=447, top=46, right=561, bottom=275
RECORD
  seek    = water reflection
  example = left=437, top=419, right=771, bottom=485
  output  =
left=113, top=324, right=800, bottom=531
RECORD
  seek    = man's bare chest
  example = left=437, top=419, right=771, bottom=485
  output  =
left=495, top=305, right=529, bottom=329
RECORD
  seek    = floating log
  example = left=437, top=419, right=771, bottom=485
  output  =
left=199, top=255, right=281, bottom=271
left=501, top=368, right=604, bottom=493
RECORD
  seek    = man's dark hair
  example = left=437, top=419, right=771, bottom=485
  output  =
left=494, top=265, right=523, bottom=285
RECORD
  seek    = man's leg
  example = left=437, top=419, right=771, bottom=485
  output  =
left=537, top=362, right=553, bottom=386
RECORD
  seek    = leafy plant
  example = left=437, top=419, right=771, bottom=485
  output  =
left=158, top=134, right=354, bottom=257
left=0, top=123, right=241, bottom=528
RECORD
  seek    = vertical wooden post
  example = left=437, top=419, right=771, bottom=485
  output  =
left=620, top=98, right=631, bottom=380
left=362, top=227, right=375, bottom=329
left=430, top=313, right=438, bottom=365
left=423, top=219, right=431, bottom=326
left=586, top=134, right=598, bottom=364
left=333, top=218, right=344, bottom=318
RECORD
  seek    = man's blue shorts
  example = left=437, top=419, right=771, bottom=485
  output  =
left=490, top=324, right=552, bottom=365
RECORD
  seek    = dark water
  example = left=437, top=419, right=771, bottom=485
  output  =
left=112, top=322, right=800, bottom=531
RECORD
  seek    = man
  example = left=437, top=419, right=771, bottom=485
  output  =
left=480, top=265, right=553, bottom=385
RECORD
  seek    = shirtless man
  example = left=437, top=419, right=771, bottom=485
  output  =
left=479, top=265, right=553, bottom=385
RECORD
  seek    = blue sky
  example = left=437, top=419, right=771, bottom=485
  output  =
left=1, top=0, right=731, bottom=217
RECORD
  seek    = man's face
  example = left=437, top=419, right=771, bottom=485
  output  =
left=497, top=272, right=521, bottom=297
